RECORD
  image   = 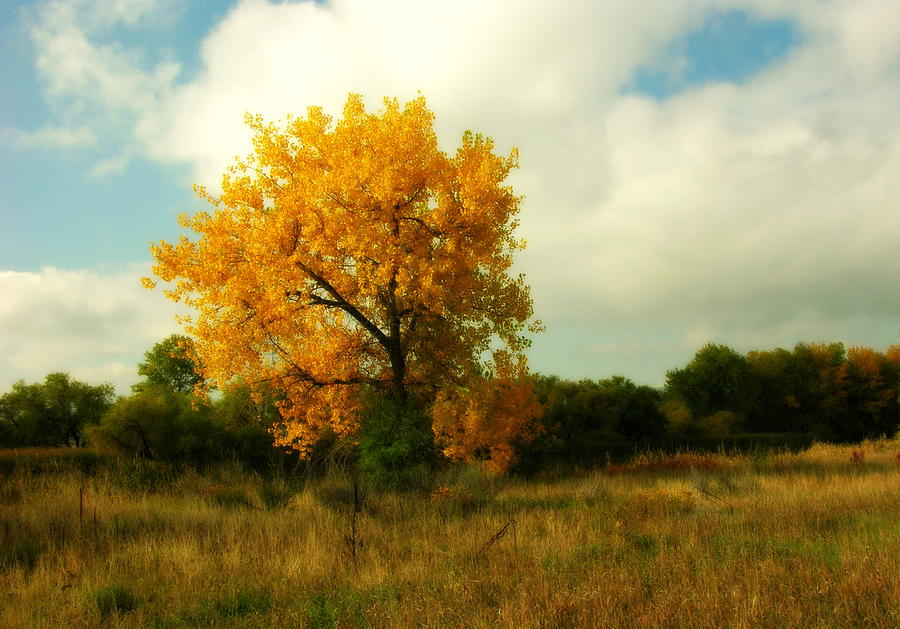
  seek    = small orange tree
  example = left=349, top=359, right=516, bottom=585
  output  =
left=147, top=94, right=541, bottom=470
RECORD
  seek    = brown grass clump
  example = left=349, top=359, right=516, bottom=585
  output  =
left=1, top=438, right=899, bottom=628
left=606, top=451, right=736, bottom=474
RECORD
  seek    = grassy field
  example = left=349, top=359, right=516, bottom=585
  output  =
left=1, top=440, right=899, bottom=628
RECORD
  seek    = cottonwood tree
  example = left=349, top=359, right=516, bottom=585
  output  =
left=147, top=94, right=541, bottom=469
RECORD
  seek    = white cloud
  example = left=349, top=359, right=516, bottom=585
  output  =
left=11, top=0, right=180, bottom=167
left=574, top=83, right=900, bottom=321
left=804, top=0, right=900, bottom=79
left=17, top=0, right=900, bottom=383
left=30, top=13, right=178, bottom=115
left=0, top=266, right=185, bottom=394
left=137, top=0, right=701, bottom=185
left=84, top=0, right=173, bottom=29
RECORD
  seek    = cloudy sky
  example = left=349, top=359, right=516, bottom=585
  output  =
left=1, top=0, right=898, bottom=394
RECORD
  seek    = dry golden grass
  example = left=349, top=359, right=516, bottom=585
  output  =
left=1, top=439, right=899, bottom=628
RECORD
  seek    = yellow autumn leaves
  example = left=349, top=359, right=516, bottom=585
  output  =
left=148, top=94, right=541, bottom=470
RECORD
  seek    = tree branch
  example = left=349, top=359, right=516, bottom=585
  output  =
left=261, top=322, right=369, bottom=389
left=398, top=214, right=444, bottom=238
left=295, top=262, right=392, bottom=351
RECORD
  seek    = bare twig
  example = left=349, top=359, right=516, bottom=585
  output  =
left=343, top=475, right=364, bottom=562
left=476, top=519, right=515, bottom=558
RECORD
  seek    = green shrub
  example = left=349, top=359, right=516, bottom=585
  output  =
left=87, top=385, right=225, bottom=464
left=358, top=393, right=435, bottom=491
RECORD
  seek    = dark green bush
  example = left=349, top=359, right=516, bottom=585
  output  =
left=358, top=394, right=436, bottom=491
left=0, top=373, right=115, bottom=448
left=87, top=386, right=225, bottom=464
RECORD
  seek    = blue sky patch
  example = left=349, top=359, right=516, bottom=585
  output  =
left=625, top=10, right=802, bottom=100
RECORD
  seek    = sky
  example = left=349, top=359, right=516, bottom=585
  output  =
left=1, top=0, right=898, bottom=395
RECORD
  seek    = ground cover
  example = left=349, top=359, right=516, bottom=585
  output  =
left=1, top=439, right=898, bottom=628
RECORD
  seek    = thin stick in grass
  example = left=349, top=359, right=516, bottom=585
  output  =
left=476, top=519, right=515, bottom=558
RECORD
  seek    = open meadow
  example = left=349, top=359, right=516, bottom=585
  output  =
left=2, top=440, right=899, bottom=628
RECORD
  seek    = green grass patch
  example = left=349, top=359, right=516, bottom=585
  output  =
left=763, top=539, right=843, bottom=571
left=89, top=583, right=139, bottom=618
left=305, top=586, right=399, bottom=629
left=624, top=532, right=660, bottom=558
left=173, top=588, right=274, bottom=625
left=203, top=485, right=254, bottom=509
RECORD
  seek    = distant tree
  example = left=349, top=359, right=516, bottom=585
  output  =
left=666, top=344, right=750, bottom=421
left=0, top=373, right=115, bottom=447
left=660, top=396, right=695, bottom=437
left=134, top=334, right=204, bottom=394
left=522, top=375, right=665, bottom=468
left=532, top=376, right=601, bottom=447
left=744, top=348, right=797, bottom=432
left=788, top=342, right=847, bottom=439
left=676, top=341, right=898, bottom=442
left=599, top=377, right=666, bottom=440
left=839, top=346, right=898, bottom=440
left=887, top=344, right=900, bottom=368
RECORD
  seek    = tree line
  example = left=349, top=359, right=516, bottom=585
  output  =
left=0, top=336, right=290, bottom=471
left=2, top=336, right=896, bottom=476
left=665, top=342, right=899, bottom=442
left=3, top=97, right=897, bottom=479
left=521, top=342, right=898, bottom=470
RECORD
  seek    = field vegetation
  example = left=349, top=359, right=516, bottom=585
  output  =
left=3, top=94, right=898, bottom=628
left=2, top=439, right=898, bottom=628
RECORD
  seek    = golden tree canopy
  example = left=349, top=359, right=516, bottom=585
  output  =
left=148, top=94, right=540, bottom=461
